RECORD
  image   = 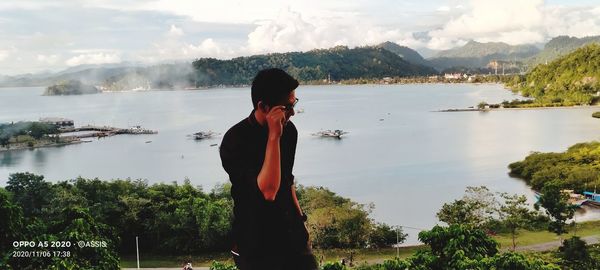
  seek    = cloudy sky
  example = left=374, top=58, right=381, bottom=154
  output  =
left=0, top=0, right=599, bottom=75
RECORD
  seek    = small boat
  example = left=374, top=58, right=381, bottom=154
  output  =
left=535, top=190, right=589, bottom=208
left=192, top=131, right=219, bottom=140
left=312, top=129, right=348, bottom=139
left=583, top=191, right=600, bottom=207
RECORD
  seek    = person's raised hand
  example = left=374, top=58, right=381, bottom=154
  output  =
left=266, top=105, right=286, bottom=139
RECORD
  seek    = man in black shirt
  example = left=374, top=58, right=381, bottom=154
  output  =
left=220, top=68, right=318, bottom=270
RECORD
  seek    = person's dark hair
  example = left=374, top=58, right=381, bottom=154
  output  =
left=251, top=68, right=299, bottom=109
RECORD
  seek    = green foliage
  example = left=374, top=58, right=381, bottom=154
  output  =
left=359, top=225, right=559, bottom=270
left=192, top=46, right=437, bottom=87
left=593, top=111, right=600, bottom=118
left=436, top=186, right=498, bottom=228
left=297, top=186, right=383, bottom=249
left=509, top=141, right=600, bottom=191
left=209, top=261, right=238, bottom=270
left=377, top=41, right=429, bottom=67
left=368, top=223, right=406, bottom=249
left=0, top=188, right=23, bottom=259
left=2, top=173, right=399, bottom=268
left=0, top=122, right=58, bottom=147
left=429, top=40, right=539, bottom=71
left=44, top=80, right=99, bottom=95
left=6, top=172, right=53, bottom=217
left=535, top=182, right=575, bottom=236
left=480, top=252, right=561, bottom=270
left=510, top=44, right=600, bottom=106
left=498, top=193, right=540, bottom=250
left=0, top=173, right=236, bottom=269
left=321, top=261, right=347, bottom=270
left=437, top=199, right=483, bottom=227
left=529, top=35, right=600, bottom=67
left=415, top=225, right=498, bottom=269
left=558, top=236, right=597, bottom=269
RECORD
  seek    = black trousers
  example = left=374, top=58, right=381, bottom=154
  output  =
left=232, top=252, right=319, bottom=270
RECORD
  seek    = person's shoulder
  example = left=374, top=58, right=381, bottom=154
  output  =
left=222, top=118, right=250, bottom=144
left=285, top=121, right=298, bottom=137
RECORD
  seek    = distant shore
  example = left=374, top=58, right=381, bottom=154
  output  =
left=437, top=104, right=600, bottom=112
left=0, top=140, right=88, bottom=153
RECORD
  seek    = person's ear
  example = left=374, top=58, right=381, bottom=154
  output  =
left=257, top=101, right=269, bottom=113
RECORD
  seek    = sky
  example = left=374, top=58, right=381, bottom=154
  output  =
left=0, top=0, right=599, bottom=75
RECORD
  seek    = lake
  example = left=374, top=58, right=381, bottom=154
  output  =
left=2, top=84, right=600, bottom=244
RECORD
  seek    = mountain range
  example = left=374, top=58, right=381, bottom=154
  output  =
left=1, top=35, right=599, bottom=88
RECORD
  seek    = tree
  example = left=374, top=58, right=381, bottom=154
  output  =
left=6, top=172, right=53, bottom=217
left=477, top=101, right=488, bottom=109
left=436, top=186, right=497, bottom=228
left=498, top=193, right=537, bottom=250
left=535, top=182, right=575, bottom=237
left=436, top=199, right=481, bottom=226
left=0, top=188, right=24, bottom=269
left=298, top=186, right=374, bottom=249
left=368, top=223, right=406, bottom=249
left=409, top=225, right=498, bottom=270
left=480, top=252, right=560, bottom=270
left=558, top=236, right=597, bottom=269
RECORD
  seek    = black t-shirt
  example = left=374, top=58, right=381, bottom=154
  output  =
left=220, top=110, right=309, bottom=257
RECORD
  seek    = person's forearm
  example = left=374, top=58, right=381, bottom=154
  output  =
left=257, top=136, right=281, bottom=201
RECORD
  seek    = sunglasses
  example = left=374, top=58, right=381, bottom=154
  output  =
left=283, top=98, right=299, bottom=112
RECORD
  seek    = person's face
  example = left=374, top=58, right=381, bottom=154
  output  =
left=259, top=90, right=298, bottom=123
left=280, top=90, right=297, bottom=123
left=265, top=90, right=298, bottom=123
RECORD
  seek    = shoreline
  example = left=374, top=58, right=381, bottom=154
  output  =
left=0, top=140, right=88, bottom=153
left=437, top=104, right=600, bottom=112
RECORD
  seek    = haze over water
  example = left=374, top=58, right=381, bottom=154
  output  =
left=2, top=84, right=600, bottom=244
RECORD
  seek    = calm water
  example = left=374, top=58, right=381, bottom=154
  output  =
left=2, top=84, right=600, bottom=244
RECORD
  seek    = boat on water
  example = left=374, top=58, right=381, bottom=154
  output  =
left=312, top=129, right=348, bottom=139
left=192, top=131, right=219, bottom=140
left=534, top=190, right=589, bottom=207
left=583, top=191, right=600, bottom=207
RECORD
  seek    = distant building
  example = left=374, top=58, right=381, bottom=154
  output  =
left=444, top=73, right=463, bottom=80
left=40, top=117, right=74, bottom=128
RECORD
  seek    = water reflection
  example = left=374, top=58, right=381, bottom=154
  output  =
left=1, top=150, right=24, bottom=167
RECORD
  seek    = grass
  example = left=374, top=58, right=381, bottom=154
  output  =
left=494, top=220, right=600, bottom=249
left=120, top=220, right=600, bottom=268
left=119, top=246, right=425, bottom=268
left=120, top=252, right=233, bottom=268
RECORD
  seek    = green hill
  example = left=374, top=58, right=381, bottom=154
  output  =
left=529, top=35, right=600, bottom=67
left=509, top=44, right=600, bottom=106
left=44, top=80, right=99, bottom=95
left=428, top=40, right=539, bottom=71
left=191, top=46, right=437, bottom=86
left=376, top=41, right=431, bottom=67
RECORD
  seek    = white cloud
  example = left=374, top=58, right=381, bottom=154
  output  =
left=425, top=0, right=600, bottom=50
left=437, top=6, right=450, bottom=12
left=243, top=8, right=422, bottom=54
left=2, top=0, right=600, bottom=75
left=65, top=53, right=121, bottom=66
left=136, top=25, right=238, bottom=62
left=0, top=50, right=10, bottom=61
left=168, top=25, right=184, bottom=37
left=37, top=54, right=59, bottom=64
